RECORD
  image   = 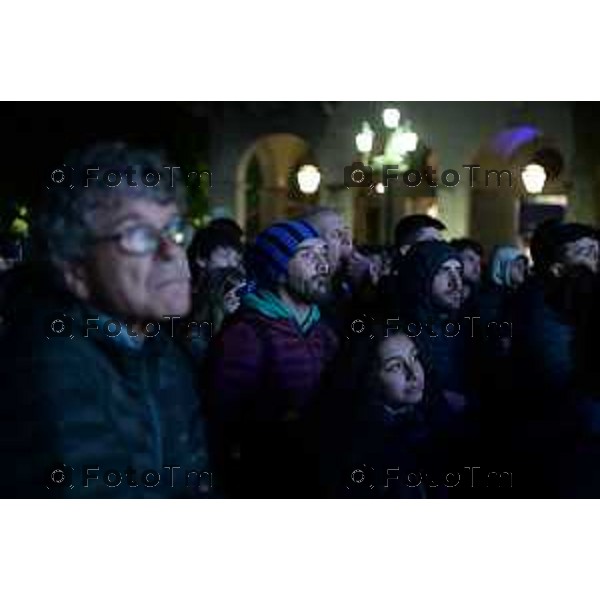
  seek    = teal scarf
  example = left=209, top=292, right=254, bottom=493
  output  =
left=243, top=289, right=321, bottom=334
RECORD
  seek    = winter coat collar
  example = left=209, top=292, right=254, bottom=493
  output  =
left=242, top=289, right=321, bottom=334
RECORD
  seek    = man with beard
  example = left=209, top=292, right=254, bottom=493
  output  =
left=513, top=221, right=599, bottom=403
left=205, top=220, right=338, bottom=497
left=398, top=241, right=472, bottom=412
left=511, top=221, right=599, bottom=496
left=392, top=240, right=486, bottom=488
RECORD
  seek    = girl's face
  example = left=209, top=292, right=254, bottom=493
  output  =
left=377, top=334, right=425, bottom=406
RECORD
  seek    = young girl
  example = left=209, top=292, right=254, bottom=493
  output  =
left=321, top=322, right=456, bottom=498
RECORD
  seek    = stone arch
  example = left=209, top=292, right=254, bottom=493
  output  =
left=469, top=126, right=570, bottom=251
left=235, top=133, right=318, bottom=238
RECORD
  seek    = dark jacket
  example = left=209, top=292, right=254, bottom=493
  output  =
left=344, top=401, right=455, bottom=498
left=316, top=313, right=466, bottom=498
left=320, top=270, right=382, bottom=340
left=396, top=241, right=473, bottom=400
left=205, top=295, right=338, bottom=497
left=509, top=274, right=590, bottom=496
left=475, top=280, right=519, bottom=397
left=0, top=293, right=210, bottom=498
left=511, top=276, right=576, bottom=403
left=478, top=281, right=518, bottom=328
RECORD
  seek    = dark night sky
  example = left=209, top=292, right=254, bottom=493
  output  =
left=1, top=102, right=210, bottom=205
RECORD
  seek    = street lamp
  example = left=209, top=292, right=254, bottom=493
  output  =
left=355, top=121, right=374, bottom=155
left=382, top=108, right=401, bottom=129
left=521, top=163, right=547, bottom=194
left=519, top=163, right=550, bottom=246
left=354, top=107, right=420, bottom=243
left=297, top=164, right=321, bottom=195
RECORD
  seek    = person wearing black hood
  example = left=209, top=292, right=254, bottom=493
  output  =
left=395, top=240, right=475, bottom=414
left=511, top=220, right=599, bottom=496
left=512, top=221, right=598, bottom=401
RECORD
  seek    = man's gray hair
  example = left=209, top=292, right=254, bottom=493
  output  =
left=36, top=141, right=187, bottom=263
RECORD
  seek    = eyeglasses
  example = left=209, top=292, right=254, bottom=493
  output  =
left=93, top=217, right=194, bottom=256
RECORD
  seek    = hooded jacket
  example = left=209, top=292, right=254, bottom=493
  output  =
left=478, top=246, right=526, bottom=329
left=398, top=241, right=472, bottom=398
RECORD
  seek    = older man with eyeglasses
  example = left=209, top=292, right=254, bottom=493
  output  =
left=0, top=142, right=211, bottom=498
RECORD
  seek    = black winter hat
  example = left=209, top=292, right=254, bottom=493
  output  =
left=401, top=241, right=462, bottom=311
left=531, top=220, right=597, bottom=274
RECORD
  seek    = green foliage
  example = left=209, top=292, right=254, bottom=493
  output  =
left=0, top=199, right=29, bottom=240
left=184, top=161, right=211, bottom=224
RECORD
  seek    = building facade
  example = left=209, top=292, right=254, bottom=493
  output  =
left=200, top=101, right=594, bottom=249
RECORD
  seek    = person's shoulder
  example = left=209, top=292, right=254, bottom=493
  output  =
left=211, top=308, right=268, bottom=352
left=0, top=299, right=132, bottom=388
left=3, top=336, right=112, bottom=402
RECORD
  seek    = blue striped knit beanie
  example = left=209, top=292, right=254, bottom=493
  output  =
left=251, top=220, right=319, bottom=286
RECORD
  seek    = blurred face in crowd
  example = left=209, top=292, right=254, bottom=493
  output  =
left=203, top=245, right=242, bottom=272
left=65, top=199, right=192, bottom=323
left=459, top=248, right=482, bottom=285
left=431, top=258, right=464, bottom=311
left=311, top=212, right=353, bottom=273
left=220, top=274, right=247, bottom=316
left=509, top=256, right=528, bottom=288
left=286, top=238, right=330, bottom=304
left=369, top=253, right=383, bottom=285
left=561, top=236, right=599, bottom=274
left=378, top=334, right=425, bottom=406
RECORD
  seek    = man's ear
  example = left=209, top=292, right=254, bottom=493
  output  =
left=58, top=260, right=92, bottom=302
left=549, top=262, right=565, bottom=278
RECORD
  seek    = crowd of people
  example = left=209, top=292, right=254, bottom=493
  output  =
left=2, top=141, right=600, bottom=498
